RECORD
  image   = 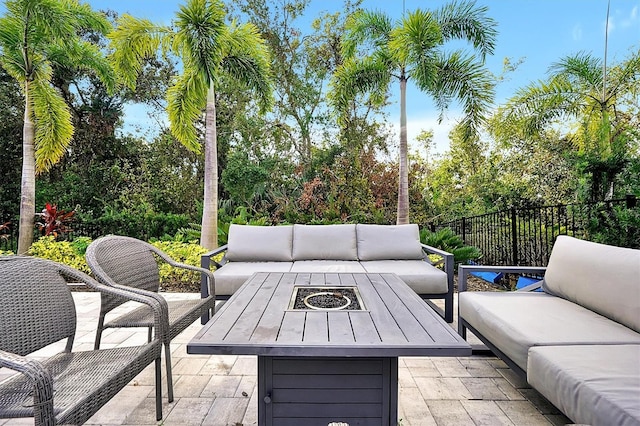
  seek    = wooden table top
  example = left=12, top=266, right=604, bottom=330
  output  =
left=187, top=272, right=471, bottom=357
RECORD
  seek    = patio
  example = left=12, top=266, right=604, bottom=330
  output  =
left=0, top=293, right=572, bottom=426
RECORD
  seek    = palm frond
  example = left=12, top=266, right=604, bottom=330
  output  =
left=108, top=14, right=170, bottom=90
left=62, top=0, right=111, bottom=35
left=389, top=9, right=442, bottom=65
left=342, top=10, right=393, bottom=59
left=0, top=16, right=27, bottom=80
left=329, top=56, right=392, bottom=123
left=221, top=22, right=273, bottom=113
left=30, top=78, right=74, bottom=172
left=550, top=52, right=603, bottom=92
left=433, top=0, right=497, bottom=60
left=506, top=75, right=584, bottom=135
left=430, top=50, right=494, bottom=138
left=9, top=0, right=76, bottom=44
left=604, top=48, right=640, bottom=102
left=167, top=68, right=207, bottom=152
left=173, top=0, right=226, bottom=82
left=47, top=39, right=116, bottom=94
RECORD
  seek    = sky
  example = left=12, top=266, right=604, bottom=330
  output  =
left=4, top=0, right=639, bottom=154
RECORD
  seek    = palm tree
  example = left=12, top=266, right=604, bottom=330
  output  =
left=330, top=1, right=496, bottom=224
left=109, top=0, right=273, bottom=249
left=0, top=0, right=114, bottom=254
left=495, top=50, right=640, bottom=199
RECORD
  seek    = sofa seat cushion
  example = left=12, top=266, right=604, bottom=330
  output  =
left=356, top=224, right=424, bottom=260
left=360, top=260, right=447, bottom=294
left=213, top=262, right=293, bottom=296
left=292, top=224, right=358, bottom=260
left=226, top=224, right=293, bottom=262
left=528, top=345, right=640, bottom=426
left=289, top=260, right=366, bottom=273
left=459, top=291, right=640, bottom=371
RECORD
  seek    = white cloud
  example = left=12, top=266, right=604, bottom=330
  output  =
left=387, top=112, right=461, bottom=159
left=572, top=23, right=583, bottom=41
left=621, top=5, right=639, bottom=28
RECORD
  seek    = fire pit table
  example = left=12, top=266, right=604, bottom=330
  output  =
left=188, top=272, right=470, bottom=426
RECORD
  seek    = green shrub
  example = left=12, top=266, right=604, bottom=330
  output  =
left=28, top=236, right=91, bottom=274
left=420, top=227, right=482, bottom=266
left=0, top=250, right=14, bottom=256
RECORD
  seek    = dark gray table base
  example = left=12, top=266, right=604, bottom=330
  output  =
left=258, top=356, right=398, bottom=426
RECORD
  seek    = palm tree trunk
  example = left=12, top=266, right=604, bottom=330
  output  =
left=397, top=72, right=410, bottom=225
left=18, top=82, right=35, bottom=254
left=200, top=82, right=218, bottom=250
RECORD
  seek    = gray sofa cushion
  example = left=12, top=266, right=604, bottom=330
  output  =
left=356, top=224, right=424, bottom=260
left=226, top=224, right=293, bottom=262
left=289, top=260, right=366, bottom=273
left=360, top=260, right=447, bottom=294
left=292, top=224, right=358, bottom=260
left=213, top=262, right=293, bottom=296
left=459, top=291, right=640, bottom=371
left=544, top=235, right=640, bottom=332
left=528, top=345, right=640, bottom=426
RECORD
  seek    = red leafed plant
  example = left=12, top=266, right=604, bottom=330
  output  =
left=0, top=221, right=9, bottom=240
left=36, top=203, right=75, bottom=238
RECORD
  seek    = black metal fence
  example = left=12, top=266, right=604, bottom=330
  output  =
left=434, top=195, right=638, bottom=266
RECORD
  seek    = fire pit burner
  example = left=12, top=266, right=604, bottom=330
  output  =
left=288, top=286, right=365, bottom=311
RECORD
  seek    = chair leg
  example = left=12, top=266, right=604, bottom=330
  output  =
left=444, top=292, right=454, bottom=323
left=458, top=320, right=467, bottom=340
left=164, top=342, right=174, bottom=402
left=94, top=314, right=106, bottom=350
left=155, top=357, right=163, bottom=421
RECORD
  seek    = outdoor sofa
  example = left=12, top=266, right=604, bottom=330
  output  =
left=201, top=223, right=456, bottom=322
left=458, top=235, right=640, bottom=426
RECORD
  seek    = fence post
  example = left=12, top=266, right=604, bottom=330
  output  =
left=511, top=208, right=518, bottom=265
left=461, top=216, right=467, bottom=243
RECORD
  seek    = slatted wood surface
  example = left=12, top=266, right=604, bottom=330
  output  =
left=188, top=272, right=470, bottom=357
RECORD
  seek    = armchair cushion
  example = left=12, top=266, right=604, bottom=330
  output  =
left=292, top=224, right=358, bottom=260
left=226, top=224, right=294, bottom=262
left=356, top=224, right=424, bottom=260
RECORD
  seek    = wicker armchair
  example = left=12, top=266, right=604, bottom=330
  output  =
left=85, top=235, right=216, bottom=402
left=0, top=256, right=163, bottom=425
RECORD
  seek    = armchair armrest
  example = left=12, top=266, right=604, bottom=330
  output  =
left=457, top=265, right=547, bottom=292
left=0, top=349, right=54, bottom=419
left=61, top=264, right=168, bottom=341
left=150, top=248, right=216, bottom=300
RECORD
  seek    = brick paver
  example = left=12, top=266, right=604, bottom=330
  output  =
left=0, top=293, right=571, bottom=426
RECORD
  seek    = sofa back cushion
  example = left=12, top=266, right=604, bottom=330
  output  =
left=292, top=224, right=358, bottom=260
left=226, top=224, right=293, bottom=262
left=543, top=235, right=640, bottom=332
left=356, top=224, right=424, bottom=261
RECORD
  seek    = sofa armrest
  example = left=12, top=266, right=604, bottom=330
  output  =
left=200, top=244, right=229, bottom=270
left=457, top=265, right=547, bottom=292
left=421, top=243, right=453, bottom=273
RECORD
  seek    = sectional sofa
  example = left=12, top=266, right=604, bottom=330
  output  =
left=458, top=235, right=640, bottom=426
left=200, top=223, right=456, bottom=322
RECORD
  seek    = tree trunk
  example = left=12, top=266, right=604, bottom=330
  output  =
left=18, top=81, right=35, bottom=254
left=200, top=82, right=218, bottom=250
left=396, top=73, right=410, bottom=225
